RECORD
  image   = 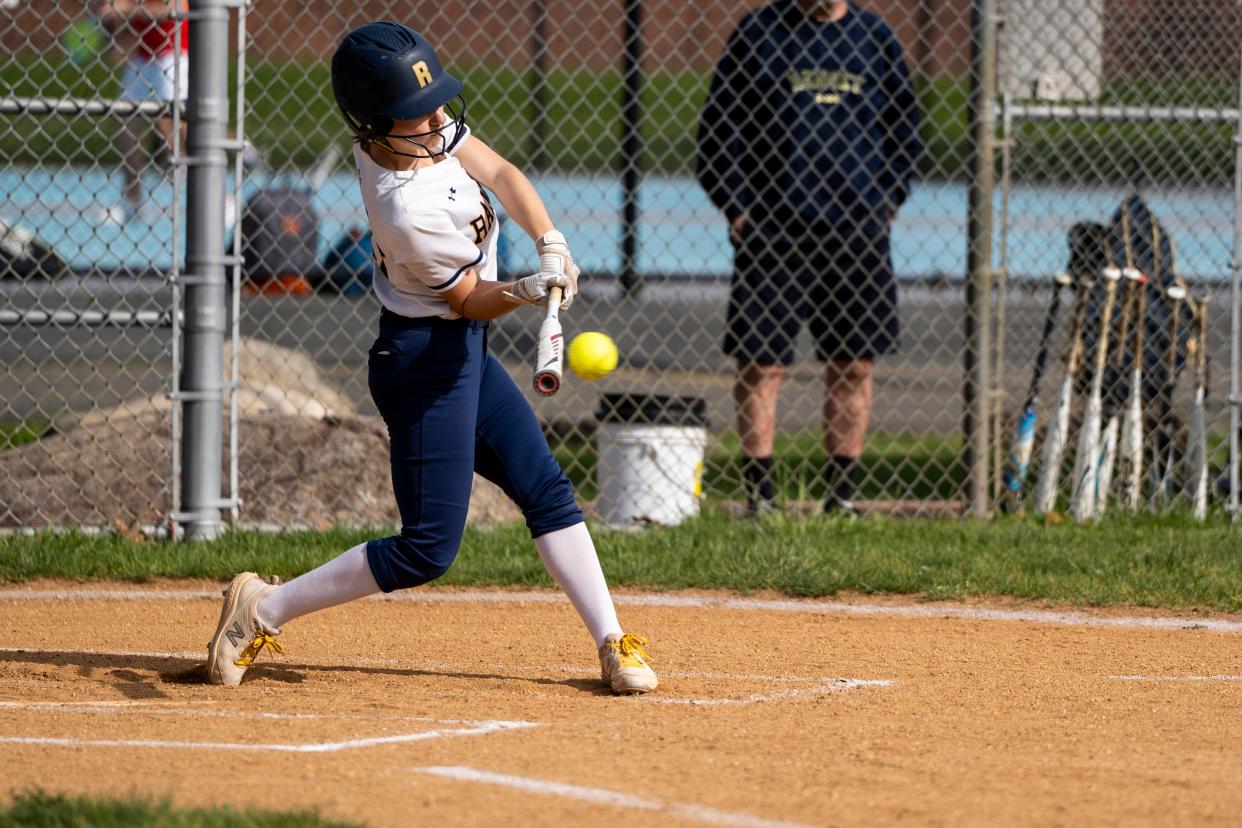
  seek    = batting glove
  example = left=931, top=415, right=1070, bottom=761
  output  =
left=503, top=270, right=574, bottom=307
left=537, top=230, right=579, bottom=309
left=503, top=230, right=579, bottom=309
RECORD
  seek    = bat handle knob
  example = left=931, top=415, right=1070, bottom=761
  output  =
left=534, top=371, right=560, bottom=396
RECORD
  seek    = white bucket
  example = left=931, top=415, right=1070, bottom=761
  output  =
left=595, top=394, right=708, bottom=529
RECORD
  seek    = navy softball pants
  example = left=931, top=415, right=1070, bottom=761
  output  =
left=364, top=310, right=583, bottom=592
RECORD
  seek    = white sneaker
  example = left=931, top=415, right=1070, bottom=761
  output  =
left=206, top=572, right=282, bottom=687
left=599, top=633, right=658, bottom=695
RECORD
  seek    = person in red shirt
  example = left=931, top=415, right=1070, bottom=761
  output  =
left=96, top=0, right=189, bottom=219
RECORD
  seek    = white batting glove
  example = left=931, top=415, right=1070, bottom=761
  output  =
left=502, top=230, right=579, bottom=309
left=536, top=230, right=579, bottom=310
left=503, top=270, right=574, bottom=307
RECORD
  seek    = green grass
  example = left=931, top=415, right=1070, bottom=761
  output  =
left=2, top=511, right=1239, bottom=611
left=1, top=54, right=1235, bottom=184
left=0, top=418, right=49, bottom=452
left=553, top=429, right=961, bottom=502
left=0, top=790, right=357, bottom=827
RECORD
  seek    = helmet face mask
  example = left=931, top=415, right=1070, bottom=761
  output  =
left=332, top=22, right=467, bottom=155
left=371, top=95, right=468, bottom=160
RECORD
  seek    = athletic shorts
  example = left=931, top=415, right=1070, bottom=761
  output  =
left=723, top=217, right=899, bottom=365
left=120, top=53, right=189, bottom=103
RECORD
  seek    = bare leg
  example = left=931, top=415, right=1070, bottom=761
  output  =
left=736, top=361, right=784, bottom=509
left=116, top=114, right=145, bottom=209
left=823, top=358, right=873, bottom=510
left=823, top=358, right=873, bottom=457
left=736, top=361, right=785, bottom=457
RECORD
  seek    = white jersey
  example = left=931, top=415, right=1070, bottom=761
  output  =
left=353, top=123, right=499, bottom=319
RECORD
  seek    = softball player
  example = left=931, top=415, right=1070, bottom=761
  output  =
left=207, top=22, right=657, bottom=695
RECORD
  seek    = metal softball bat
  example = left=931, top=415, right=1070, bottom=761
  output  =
left=533, top=286, right=564, bottom=396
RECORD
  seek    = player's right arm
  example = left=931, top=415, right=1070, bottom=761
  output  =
left=441, top=270, right=517, bottom=321
left=443, top=268, right=573, bottom=321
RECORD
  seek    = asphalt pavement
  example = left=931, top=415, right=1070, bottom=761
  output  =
left=4, top=276, right=1236, bottom=442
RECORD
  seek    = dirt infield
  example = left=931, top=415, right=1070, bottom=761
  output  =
left=1, top=583, right=1240, bottom=826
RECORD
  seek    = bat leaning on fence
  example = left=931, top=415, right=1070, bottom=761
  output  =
left=1094, top=266, right=1146, bottom=516
left=1034, top=265, right=1094, bottom=514
left=1000, top=271, right=1072, bottom=513
left=1150, top=284, right=1186, bottom=509
left=1185, top=296, right=1209, bottom=520
left=533, top=286, right=565, bottom=396
left=1069, top=265, right=1121, bottom=521
left=1115, top=268, right=1148, bottom=511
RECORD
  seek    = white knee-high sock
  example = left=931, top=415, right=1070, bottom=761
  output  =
left=257, top=542, right=380, bottom=630
left=534, top=522, right=622, bottom=648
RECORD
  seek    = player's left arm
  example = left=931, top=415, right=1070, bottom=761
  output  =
left=456, top=135, right=579, bottom=309
left=456, top=135, right=554, bottom=240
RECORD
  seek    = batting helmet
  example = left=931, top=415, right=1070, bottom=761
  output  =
left=331, top=22, right=465, bottom=150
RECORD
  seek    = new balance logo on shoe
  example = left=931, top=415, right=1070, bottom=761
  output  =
left=225, top=620, right=247, bottom=648
left=207, top=572, right=282, bottom=687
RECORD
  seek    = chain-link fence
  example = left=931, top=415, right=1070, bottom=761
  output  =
left=2, top=0, right=1239, bottom=533
left=991, top=0, right=1241, bottom=521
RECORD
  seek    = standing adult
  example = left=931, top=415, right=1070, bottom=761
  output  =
left=697, top=0, right=922, bottom=513
left=96, top=0, right=189, bottom=220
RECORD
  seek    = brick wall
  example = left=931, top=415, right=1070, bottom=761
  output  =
left=3, top=0, right=1238, bottom=78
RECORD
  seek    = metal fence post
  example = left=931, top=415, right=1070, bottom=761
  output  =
left=529, top=0, right=550, bottom=172
left=619, top=0, right=644, bottom=297
left=964, top=0, right=998, bottom=517
left=1230, top=49, right=1242, bottom=521
left=178, top=0, right=232, bottom=541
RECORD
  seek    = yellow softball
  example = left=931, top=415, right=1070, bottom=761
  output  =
left=567, top=331, right=618, bottom=381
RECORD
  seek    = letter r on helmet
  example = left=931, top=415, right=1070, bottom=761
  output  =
left=411, top=60, right=433, bottom=88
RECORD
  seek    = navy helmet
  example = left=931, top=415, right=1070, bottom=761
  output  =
left=331, top=22, right=465, bottom=155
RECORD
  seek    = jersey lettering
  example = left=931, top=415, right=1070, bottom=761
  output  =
left=785, top=69, right=866, bottom=98
left=469, top=190, right=496, bottom=244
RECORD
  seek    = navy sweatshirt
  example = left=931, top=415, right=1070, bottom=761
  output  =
left=696, top=1, right=922, bottom=225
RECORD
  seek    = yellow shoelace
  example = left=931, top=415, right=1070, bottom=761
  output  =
left=234, top=632, right=284, bottom=668
left=610, top=633, right=651, bottom=668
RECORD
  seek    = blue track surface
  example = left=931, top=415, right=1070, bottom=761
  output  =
left=1, top=167, right=1233, bottom=280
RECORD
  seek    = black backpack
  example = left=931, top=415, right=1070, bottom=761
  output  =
left=1077, top=194, right=1190, bottom=412
left=239, top=187, right=319, bottom=284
